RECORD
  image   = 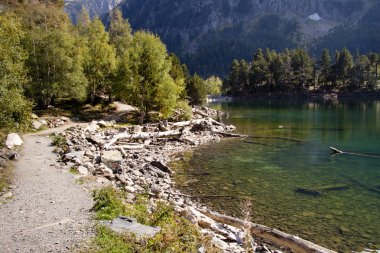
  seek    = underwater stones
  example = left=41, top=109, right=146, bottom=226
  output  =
left=339, top=226, right=351, bottom=235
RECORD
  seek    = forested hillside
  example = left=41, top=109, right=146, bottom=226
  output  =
left=101, top=0, right=380, bottom=76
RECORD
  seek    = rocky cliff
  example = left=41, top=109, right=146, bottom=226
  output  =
left=65, top=0, right=122, bottom=23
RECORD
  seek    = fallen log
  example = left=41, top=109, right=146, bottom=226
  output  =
left=250, top=136, right=305, bottom=143
left=200, top=210, right=336, bottom=253
left=104, top=130, right=181, bottom=149
left=295, top=188, right=321, bottom=196
left=330, top=147, right=380, bottom=159
left=116, top=144, right=145, bottom=150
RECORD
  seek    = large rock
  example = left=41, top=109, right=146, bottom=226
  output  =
left=32, top=120, right=42, bottom=130
left=150, top=160, right=172, bottom=174
left=64, top=151, right=85, bottom=161
left=102, top=216, right=160, bottom=238
left=5, top=133, right=23, bottom=149
left=101, top=150, right=123, bottom=170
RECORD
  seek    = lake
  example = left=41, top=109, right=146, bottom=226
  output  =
left=171, top=99, right=380, bottom=252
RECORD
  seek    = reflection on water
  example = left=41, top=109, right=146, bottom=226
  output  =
left=171, top=99, right=380, bottom=252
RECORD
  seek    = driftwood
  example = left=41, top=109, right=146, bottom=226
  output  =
left=330, top=147, right=380, bottom=159
left=166, top=192, right=237, bottom=199
left=245, top=141, right=283, bottom=148
left=200, top=210, right=336, bottom=253
left=104, top=131, right=181, bottom=149
left=250, top=136, right=305, bottom=143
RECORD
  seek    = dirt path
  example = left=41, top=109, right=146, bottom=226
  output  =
left=0, top=124, right=94, bottom=252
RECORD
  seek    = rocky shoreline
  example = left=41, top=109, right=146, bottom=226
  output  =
left=55, top=106, right=334, bottom=253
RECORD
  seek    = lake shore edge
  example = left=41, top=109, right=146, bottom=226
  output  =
left=58, top=106, right=336, bottom=253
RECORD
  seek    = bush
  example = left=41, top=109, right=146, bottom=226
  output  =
left=51, top=133, right=67, bottom=150
left=172, top=100, right=193, bottom=121
left=0, top=89, right=32, bottom=132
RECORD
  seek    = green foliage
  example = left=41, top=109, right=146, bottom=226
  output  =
left=83, top=17, right=117, bottom=103
left=109, top=9, right=132, bottom=58
left=173, top=100, right=193, bottom=121
left=88, top=187, right=219, bottom=253
left=0, top=90, right=32, bottom=131
left=0, top=13, right=32, bottom=131
left=19, top=3, right=88, bottom=108
left=225, top=47, right=380, bottom=95
left=92, top=187, right=127, bottom=220
left=116, top=31, right=182, bottom=122
left=51, top=133, right=66, bottom=149
left=205, top=76, right=222, bottom=95
left=186, top=74, right=207, bottom=105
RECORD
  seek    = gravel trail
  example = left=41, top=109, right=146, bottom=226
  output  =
left=0, top=124, right=94, bottom=252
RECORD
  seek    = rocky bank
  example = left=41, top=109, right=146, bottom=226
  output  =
left=55, top=106, right=335, bottom=253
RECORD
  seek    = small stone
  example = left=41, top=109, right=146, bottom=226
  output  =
left=1, top=191, right=13, bottom=199
left=126, top=193, right=135, bottom=203
left=77, top=166, right=89, bottom=175
left=132, top=125, right=142, bottom=133
left=125, top=186, right=136, bottom=193
left=97, top=120, right=108, bottom=128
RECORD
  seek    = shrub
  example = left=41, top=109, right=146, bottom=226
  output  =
left=172, top=100, right=193, bottom=121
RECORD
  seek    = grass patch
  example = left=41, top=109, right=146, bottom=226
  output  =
left=86, top=186, right=221, bottom=253
left=69, top=167, right=80, bottom=175
left=0, top=163, right=13, bottom=193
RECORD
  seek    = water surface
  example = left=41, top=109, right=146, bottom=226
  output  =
left=172, top=99, right=380, bottom=252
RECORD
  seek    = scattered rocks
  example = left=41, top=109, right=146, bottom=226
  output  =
left=56, top=107, right=283, bottom=253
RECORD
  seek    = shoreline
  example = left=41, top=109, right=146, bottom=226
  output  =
left=58, top=106, right=335, bottom=253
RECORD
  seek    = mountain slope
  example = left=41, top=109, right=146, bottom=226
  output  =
left=65, top=0, right=121, bottom=23
left=112, top=0, right=379, bottom=76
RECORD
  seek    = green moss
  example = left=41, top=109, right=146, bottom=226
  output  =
left=92, top=187, right=128, bottom=220
left=69, top=167, right=80, bottom=175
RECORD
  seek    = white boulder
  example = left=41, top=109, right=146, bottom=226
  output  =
left=5, top=133, right=23, bottom=149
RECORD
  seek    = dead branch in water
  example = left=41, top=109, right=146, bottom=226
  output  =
left=200, top=210, right=336, bottom=253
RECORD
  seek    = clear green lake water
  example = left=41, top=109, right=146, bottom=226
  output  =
left=171, top=99, right=380, bottom=252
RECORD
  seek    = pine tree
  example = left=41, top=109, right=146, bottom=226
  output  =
left=117, top=31, right=182, bottom=122
left=320, top=49, right=332, bottom=86
left=336, top=48, right=353, bottom=87
left=249, top=49, right=269, bottom=88
left=186, top=74, right=207, bottom=105
left=291, top=49, right=313, bottom=91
